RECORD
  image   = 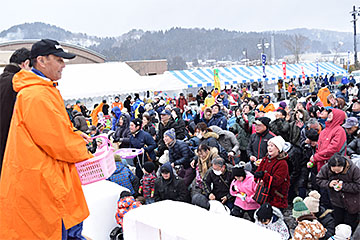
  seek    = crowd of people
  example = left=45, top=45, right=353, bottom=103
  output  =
left=0, top=39, right=359, bottom=239
left=64, top=77, right=360, bottom=239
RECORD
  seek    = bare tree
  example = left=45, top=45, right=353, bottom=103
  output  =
left=283, top=34, right=309, bottom=63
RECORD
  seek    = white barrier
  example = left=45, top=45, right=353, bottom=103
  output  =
left=82, top=180, right=128, bottom=240
left=123, top=200, right=281, bottom=240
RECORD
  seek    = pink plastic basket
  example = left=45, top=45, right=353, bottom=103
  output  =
left=114, top=148, right=143, bottom=159
left=75, top=136, right=116, bottom=185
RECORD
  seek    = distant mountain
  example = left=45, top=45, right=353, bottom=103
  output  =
left=0, top=22, right=354, bottom=69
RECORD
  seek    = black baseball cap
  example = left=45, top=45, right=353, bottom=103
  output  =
left=31, top=39, right=76, bottom=59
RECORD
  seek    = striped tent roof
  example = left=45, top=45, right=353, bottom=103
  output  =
left=167, top=62, right=346, bottom=88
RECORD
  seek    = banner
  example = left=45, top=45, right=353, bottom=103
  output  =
left=301, top=66, right=306, bottom=83
left=282, top=61, right=286, bottom=80
left=214, top=69, right=221, bottom=90
left=261, top=54, right=266, bottom=78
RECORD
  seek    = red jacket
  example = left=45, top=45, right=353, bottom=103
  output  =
left=176, top=97, right=188, bottom=112
left=255, top=152, right=290, bottom=209
left=313, top=108, right=346, bottom=172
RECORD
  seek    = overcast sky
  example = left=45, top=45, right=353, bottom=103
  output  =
left=1, top=0, right=359, bottom=37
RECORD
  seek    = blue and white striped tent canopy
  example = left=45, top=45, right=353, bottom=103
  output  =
left=168, top=62, right=346, bottom=88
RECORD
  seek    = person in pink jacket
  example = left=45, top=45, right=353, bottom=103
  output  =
left=309, top=108, right=347, bottom=172
left=230, top=167, right=260, bottom=222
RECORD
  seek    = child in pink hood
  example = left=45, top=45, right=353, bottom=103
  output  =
left=230, top=167, right=260, bottom=222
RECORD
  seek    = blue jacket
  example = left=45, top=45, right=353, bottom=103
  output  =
left=168, top=140, right=194, bottom=169
left=208, top=112, right=227, bottom=130
left=130, top=129, right=157, bottom=161
left=108, top=161, right=136, bottom=195
left=111, top=106, right=122, bottom=130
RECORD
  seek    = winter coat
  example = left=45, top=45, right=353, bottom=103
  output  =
left=113, top=114, right=131, bottom=148
left=270, top=118, right=290, bottom=142
left=168, top=140, right=194, bottom=169
left=199, top=132, right=228, bottom=160
left=247, top=129, right=276, bottom=160
left=346, top=137, right=360, bottom=156
left=288, top=120, right=303, bottom=147
left=255, top=152, right=290, bottom=209
left=318, top=87, right=331, bottom=107
left=313, top=109, right=347, bottom=172
left=203, top=165, right=233, bottom=201
left=90, top=102, right=104, bottom=126
left=293, top=214, right=326, bottom=240
left=197, top=147, right=219, bottom=178
left=232, top=112, right=255, bottom=151
left=255, top=206, right=290, bottom=240
left=286, top=143, right=307, bottom=186
left=176, top=97, right=188, bottom=112
left=0, top=70, right=93, bottom=239
left=108, top=161, right=136, bottom=195
left=210, top=125, right=240, bottom=155
left=289, top=96, right=298, bottom=110
left=111, top=106, right=122, bottom=131
left=140, top=172, right=156, bottom=199
left=259, top=102, right=275, bottom=113
left=154, top=164, right=189, bottom=202
left=142, top=122, right=156, bottom=137
left=73, top=110, right=89, bottom=133
left=208, top=111, right=228, bottom=130
left=130, top=129, right=157, bottom=161
left=116, top=196, right=141, bottom=227
left=315, top=207, right=336, bottom=240
left=316, top=159, right=360, bottom=214
left=0, top=63, right=21, bottom=170
left=229, top=172, right=260, bottom=210
left=172, top=108, right=187, bottom=140
left=157, top=118, right=180, bottom=154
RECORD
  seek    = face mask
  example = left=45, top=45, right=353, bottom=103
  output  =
left=115, top=99, right=119, bottom=102
left=196, top=133, right=202, bottom=139
left=311, top=97, right=317, bottom=102
left=213, top=169, right=222, bottom=176
left=298, top=113, right=303, bottom=119
left=171, top=112, right=177, bottom=119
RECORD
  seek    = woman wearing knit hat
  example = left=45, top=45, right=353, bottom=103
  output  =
left=304, top=190, right=336, bottom=239
left=293, top=197, right=326, bottom=240
left=254, top=136, right=290, bottom=210
left=229, top=167, right=260, bottom=222
left=328, top=224, right=352, bottom=240
left=254, top=203, right=290, bottom=240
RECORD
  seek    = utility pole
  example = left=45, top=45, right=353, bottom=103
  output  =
left=351, top=5, right=359, bottom=68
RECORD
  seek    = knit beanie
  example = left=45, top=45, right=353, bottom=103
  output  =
left=303, top=190, right=321, bottom=213
left=164, top=128, right=176, bottom=140
left=333, top=224, right=352, bottom=240
left=256, top=203, right=273, bottom=222
left=143, top=162, right=155, bottom=174
left=292, top=197, right=310, bottom=219
left=232, top=167, right=246, bottom=179
left=268, top=136, right=286, bottom=152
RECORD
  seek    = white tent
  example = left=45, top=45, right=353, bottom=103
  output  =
left=123, top=200, right=281, bottom=240
left=57, top=62, right=188, bottom=100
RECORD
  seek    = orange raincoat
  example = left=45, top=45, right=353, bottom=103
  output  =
left=90, top=102, right=104, bottom=126
left=318, top=87, right=331, bottom=107
left=0, top=70, right=92, bottom=239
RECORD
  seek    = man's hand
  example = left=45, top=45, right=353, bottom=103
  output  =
left=250, top=156, right=257, bottom=162
left=209, top=193, right=216, bottom=200
left=80, top=133, right=91, bottom=144
left=228, top=151, right=235, bottom=158
left=190, top=160, right=196, bottom=168
left=221, top=196, right=227, bottom=204
left=171, top=163, right=175, bottom=168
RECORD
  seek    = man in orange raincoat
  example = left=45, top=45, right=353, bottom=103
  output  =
left=0, top=39, right=93, bottom=239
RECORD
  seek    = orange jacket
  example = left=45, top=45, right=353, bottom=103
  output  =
left=112, top=101, right=123, bottom=111
left=259, top=103, right=275, bottom=113
left=0, top=70, right=92, bottom=239
left=73, top=104, right=81, bottom=113
left=91, top=102, right=104, bottom=126
left=318, top=87, right=331, bottom=107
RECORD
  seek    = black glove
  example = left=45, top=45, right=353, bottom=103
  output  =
left=254, top=171, right=264, bottom=179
